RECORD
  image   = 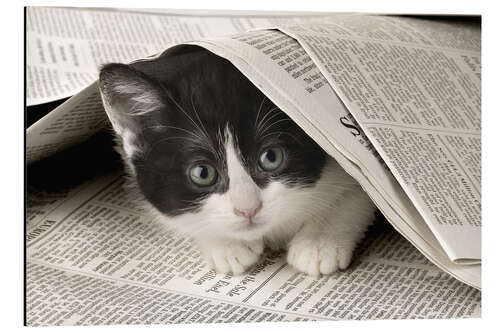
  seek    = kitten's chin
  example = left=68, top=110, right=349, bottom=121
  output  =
left=229, top=218, right=268, bottom=241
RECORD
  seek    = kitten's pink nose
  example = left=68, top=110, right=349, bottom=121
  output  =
left=233, top=202, right=262, bottom=219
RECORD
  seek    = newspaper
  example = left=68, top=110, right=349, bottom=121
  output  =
left=26, top=170, right=481, bottom=325
left=26, top=7, right=481, bottom=325
left=273, top=15, right=481, bottom=265
left=26, top=6, right=327, bottom=163
left=26, top=7, right=329, bottom=105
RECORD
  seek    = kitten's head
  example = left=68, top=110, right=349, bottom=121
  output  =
left=99, top=49, right=326, bottom=241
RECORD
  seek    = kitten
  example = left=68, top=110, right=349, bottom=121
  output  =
left=98, top=48, right=376, bottom=276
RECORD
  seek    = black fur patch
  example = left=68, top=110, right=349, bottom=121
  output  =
left=99, top=48, right=326, bottom=216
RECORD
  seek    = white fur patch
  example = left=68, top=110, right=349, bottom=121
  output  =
left=224, top=129, right=262, bottom=215
left=151, top=147, right=375, bottom=276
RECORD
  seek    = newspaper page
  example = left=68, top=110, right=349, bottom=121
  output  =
left=26, top=13, right=481, bottom=287
left=26, top=170, right=481, bottom=326
left=26, top=11, right=482, bottom=325
left=270, top=15, right=480, bottom=264
left=180, top=28, right=479, bottom=287
left=26, top=82, right=108, bottom=164
left=26, top=6, right=327, bottom=106
left=26, top=7, right=326, bottom=163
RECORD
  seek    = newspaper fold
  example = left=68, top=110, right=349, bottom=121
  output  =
left=272, top=15, right=481, bottom=265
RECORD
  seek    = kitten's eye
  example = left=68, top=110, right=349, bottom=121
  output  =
left=258, top=147, right=284, bottom=172
left=189, top=164, right=217, bottom=186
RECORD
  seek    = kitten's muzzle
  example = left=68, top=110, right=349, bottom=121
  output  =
left=233, top=202, right=262, bottom=219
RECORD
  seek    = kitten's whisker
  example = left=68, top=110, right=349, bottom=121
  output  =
left=254, top=96, right=267, bottom=128
left=166, top=93, right=200, bottom=132
left=191, top=93, right=220, bottom=157
left=256, top=106, right=277, bottom=129
left=256, top=106, right=279, bottom=134
left=145, top=136, right=213, bottom=164
left=292, top=194, right=336, bottom=206
left=162, top=92, right=220, bottom=158
left=144, top=124, right=205, bottom=142
left=190, top=93, right=211, bottom=140
left=261, top=131, right=302, bottom=145
left=179, top=193, right=209, bottom=206
left=149, top=136, right=204, bottom=146
left=259, top=118, right=294, bottom=137
left=282, top=208, right=332, bottom=226
left=215, top=127, right=227, bottom=162
left=257, top=109, right=282, bottom=136
left=165, top=92, right=215, bottom=154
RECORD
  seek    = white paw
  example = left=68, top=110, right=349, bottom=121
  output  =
left=287, top=237, right=353, bottom=277
left=203, top=239, right=263, bottom=275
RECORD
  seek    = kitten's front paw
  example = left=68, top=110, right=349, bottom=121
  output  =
left=287, top=237, right=353, bottom=277
left=203, top=239, right=263, bottom=275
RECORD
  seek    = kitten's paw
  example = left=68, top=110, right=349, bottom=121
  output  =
left=203, top=239, right=263, bottom=275
left=287, top=238, right=353, bottom=277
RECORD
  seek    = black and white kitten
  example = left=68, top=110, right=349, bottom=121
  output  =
left=99, top=49, right=376, bottom=276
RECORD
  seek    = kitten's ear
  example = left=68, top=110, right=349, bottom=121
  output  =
left=99, top=63, right=166, bottom=138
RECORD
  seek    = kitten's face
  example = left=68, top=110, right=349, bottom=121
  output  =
left=99, top=49, right=326, bottom=241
